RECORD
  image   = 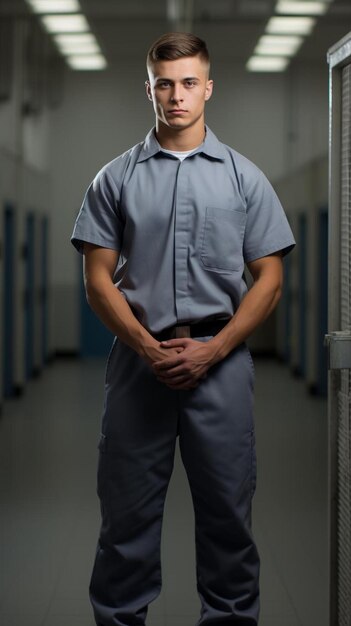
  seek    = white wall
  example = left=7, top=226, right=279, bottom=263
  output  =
left=49, top=56, right=329, bottom=352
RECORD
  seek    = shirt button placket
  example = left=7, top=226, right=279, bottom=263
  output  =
left=174, top=160, right=190, bottom=322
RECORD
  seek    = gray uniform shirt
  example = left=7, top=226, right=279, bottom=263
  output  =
left=71, top=126, right=295, bottom=334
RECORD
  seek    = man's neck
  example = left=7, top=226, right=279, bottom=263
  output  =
left=155, top=123, right=206, bottom=151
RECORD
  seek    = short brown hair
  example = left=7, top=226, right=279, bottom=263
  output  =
left=147, top=32, right=210, bottom=71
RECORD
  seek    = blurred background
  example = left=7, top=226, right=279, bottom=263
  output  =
left=0, top=1, right=350, bottom=626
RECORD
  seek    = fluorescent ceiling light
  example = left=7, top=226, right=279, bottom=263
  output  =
left=259, top=34, right=303, bottom=46
left=246, top=56, right=290, bottom=72
left=255, top=34, right=303, bottom=56
left=266, top=16, right=316, bottom=34
left=275, top=1, right=329, bottom=15
left=67, top=54, right=108, bottom=70
left=54, top=33, right=101, bottom=55
left=26, top=0, right=80, bottom=12
left=57, top=41, right=100, bottom=55
left=254, top=42, right=301, bottom=56
left=54, top=33, right=96, bottom=46
left=41, top=14, right=89, bottom=33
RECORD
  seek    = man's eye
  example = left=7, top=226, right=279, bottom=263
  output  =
left=158, top=81, right=171, bottom=88
left=185, top=81, right=196, bottom=87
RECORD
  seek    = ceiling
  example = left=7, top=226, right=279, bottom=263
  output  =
left=2, top=0, right=351, bottom=68
left=83, top=0, right=351, bottom=67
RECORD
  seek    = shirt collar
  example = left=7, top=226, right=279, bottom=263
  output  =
left=136, top=125, right=226, bottom=163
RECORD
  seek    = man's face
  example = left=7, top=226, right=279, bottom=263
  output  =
left=146, top=55, right=213, bottom=132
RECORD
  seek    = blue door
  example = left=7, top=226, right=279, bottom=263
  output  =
left=298, top=214, right=307, bottom=377
left=3, top=204, right=15, bottom=396
left=24, top=213, right=35, bottom=379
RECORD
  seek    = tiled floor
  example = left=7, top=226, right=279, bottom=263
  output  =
left=0, top=357, right=328, bottom=626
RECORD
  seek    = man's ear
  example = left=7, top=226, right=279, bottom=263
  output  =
left=205, top=79, right=213, bottom=101
left=145, top=80, right=153, bottom=101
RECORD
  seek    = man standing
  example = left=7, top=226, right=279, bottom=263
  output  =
left=72, top=32, right=295, bottom=626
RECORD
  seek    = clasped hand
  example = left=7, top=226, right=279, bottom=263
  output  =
left=152, top=338, right=214, bottom=390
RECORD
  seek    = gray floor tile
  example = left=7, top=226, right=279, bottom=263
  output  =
left=0, top=616, right=46, bottom=626
left=166, top=617, right=199, bottom=626
left=146, top=598, right=167, bottom=618
left=42, top=616, right=96, bottom=626
left=146, top=617, right=166, bottom=626
left=259, top=618, right=301, bottom=626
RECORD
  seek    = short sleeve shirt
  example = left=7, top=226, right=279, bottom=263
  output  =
left=71, top=126, right=295, bottom=334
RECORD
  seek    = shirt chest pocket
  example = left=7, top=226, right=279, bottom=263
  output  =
left=201, top=206, right=246, bottom=272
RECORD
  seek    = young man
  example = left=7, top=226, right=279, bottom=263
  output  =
left=72, top=32, right=295, bottom=626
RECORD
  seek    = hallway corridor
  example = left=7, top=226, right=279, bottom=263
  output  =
left=0, top=357, right=328, bottom=626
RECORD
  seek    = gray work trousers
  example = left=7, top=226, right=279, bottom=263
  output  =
left=90, top=338, right=260, bottom=625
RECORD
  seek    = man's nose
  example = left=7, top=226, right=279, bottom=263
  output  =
left=171, top=85, right=184, bottom=102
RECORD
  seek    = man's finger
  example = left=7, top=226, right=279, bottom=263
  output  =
left=160, top=339, right=189, bottom=349
left=153, top=357, right=183, bottom=371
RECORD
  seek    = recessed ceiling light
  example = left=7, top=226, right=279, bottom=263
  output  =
left=26, top=0, right=81, bottom=12
left=54, top=33, right=100, bottom=54
left=266, top=16, right=316, bottom=34
left=41, top=14, right=89, bottom=33
left=246, top=56, right=290, bottom=71
left=254, top=42, right=301, bottom=56
left=259, top=34, right=303, bottom=46
left=54, top=33, right=96, bottom=45
left=66, top=54, right=108, bottom=70
left=255, top=34, right=303, bottom=56
left=56, top=39, right=100, bottom=55
left=275, top=1, right=329, bottom=15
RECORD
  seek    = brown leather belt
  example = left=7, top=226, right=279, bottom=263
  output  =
left=154, top=319, right=228, bottom=342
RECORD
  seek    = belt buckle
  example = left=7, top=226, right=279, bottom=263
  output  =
left=173, top=325, right=191, bottom=339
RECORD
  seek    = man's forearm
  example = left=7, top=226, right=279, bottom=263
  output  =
left=208, top=277, right=282, bottom=364
left=86, top=279, right=157, bottom=358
